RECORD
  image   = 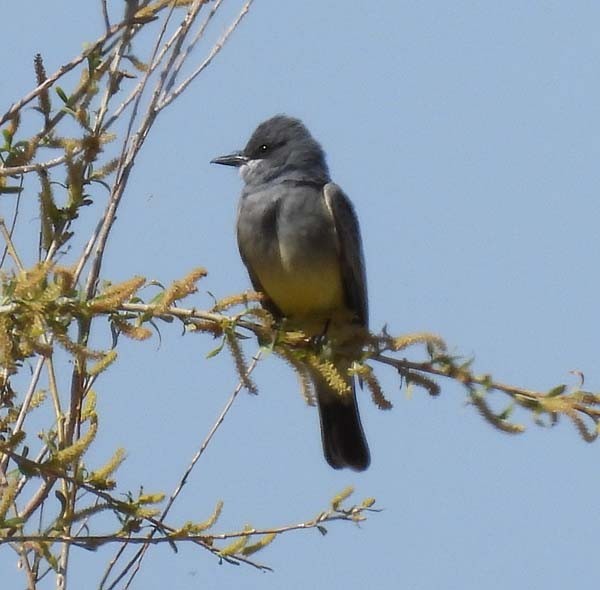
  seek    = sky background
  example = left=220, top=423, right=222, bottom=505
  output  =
left=2, top=1, right=600, bottom=589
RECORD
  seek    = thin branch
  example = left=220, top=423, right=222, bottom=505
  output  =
left=1, top=501, right=376, bottom=548
left=158, top=0, right=254, bottom=111
left=102, top=3, right=199, bottom=132
left=92, top=8, right=137, bottom=135
left=15, top=477, right=57, bottom=524
left=149, top=0, right=208, bottom=109
left=46, top=356, right=65, bottom=445
left=101, top=0, right=111, bottom=32
left=0, top=356, right=46, bottom=474
left=0, top=154, right=72, bottom=177
left=375, top=353, right=545, bottom=404
left=0, top=217, right=24, bottom=271
left=163, top=0, right=223, bottom=94
left=16, top=544, right=37, bottom=590
left=0, top=180, right=22, bottom=268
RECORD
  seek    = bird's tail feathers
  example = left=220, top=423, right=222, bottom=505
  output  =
left=313, top=366, right=370, bottom=471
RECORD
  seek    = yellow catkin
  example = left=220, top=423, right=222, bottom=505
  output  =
left=69, top=502, right=112, bottom=523
left=0, top=478, right=18, bottom=521
left=88, top=350, right=118, bottom=376
left=138, top=492, right=165, bottom=505
left=138, top=0, right=194, bottom=19
left=5, top=112, right=20, bottom=138
left=30, top=389, right=47, bottom=409
left=188, top=319, right=223, bottom=336
left=305, top=354, right=350, bottom=397
left=80, top=391, right=97, bottom=421
left=191, top=500, right=224, bottom=533
left=276, top=348, right=316, bottom=406
left=87, top=448, right=126, bottom=489
left=45, top=415, right=98, bottom=469
left=390, top=332, right=446, bottom=352
left=225, top=330, right=257, bottom=394
left=0, top=315, right=14, bottom=368
left=361, top=497, right=376, bottom=508
left=405, top=371, right=440, bottom=397
left=90, top=158, right=119, bottom=180
left=470, top=393, right=525, bottom=435
left=566, top=410, right=597, bottom=443
left=241, top=533, right=277, bottom=556
left=353, top=363, right=392, bottom=410
left=331, top=486, right=354, bottom=510
left=156, top=268, right=207, bottom=312
left=87, top=276, right=146, bottom=312
left=52, top=266, right=76, bottom=293
left=219, top=527, right=252, bottom=557
left=13, top=262, right=53, bottom=299
left=55, top=334, right=105, bottom=359
left=212, top=291, right=264, bottom=312
left=115, top=321, right=152, bottom=341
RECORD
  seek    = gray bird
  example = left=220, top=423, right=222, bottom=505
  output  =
left=211, top=115, right=370, bottom=471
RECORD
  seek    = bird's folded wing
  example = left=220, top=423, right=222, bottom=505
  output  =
left=323, top=183, right=369, bottom=328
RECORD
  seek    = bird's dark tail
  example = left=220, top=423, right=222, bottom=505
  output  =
left=314, top=368, right=370, bottom=471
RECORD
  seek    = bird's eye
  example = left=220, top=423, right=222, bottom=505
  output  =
left=259, top=144, right=269, bottom=153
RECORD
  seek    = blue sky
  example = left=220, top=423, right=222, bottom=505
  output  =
left=3, top=1, right=600, bottom=588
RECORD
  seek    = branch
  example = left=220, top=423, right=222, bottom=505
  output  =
left=1, top=488, right=377, bottom=574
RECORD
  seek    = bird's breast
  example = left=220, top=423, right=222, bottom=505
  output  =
left=237, top=186, right=345, bottom=318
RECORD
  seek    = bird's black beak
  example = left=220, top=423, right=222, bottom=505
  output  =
left=210, top=152, right=249, bottom=167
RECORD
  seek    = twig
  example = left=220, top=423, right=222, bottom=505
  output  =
left=0, top=217, right=24, bottom=271
left=158, top=0, right=255, bottom=110
left=16, top=544, right=37, bottom=590
left=92, top=6, right=137, bottom=135
left=164, top=0, right=223, bottom=94
left=376, top=353, right=544, bottom=404
left=0, top=154, right=72, bottom=177
left=0, top=179, right=22, bottom=268
left=1, top=499, right=376, bottom=548
left=102, top=3, right=197, bottom=132
left=0, top=356, right=46, bottom=474
left=101, top=0, right=111, bottom=32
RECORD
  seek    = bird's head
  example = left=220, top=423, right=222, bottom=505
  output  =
left=211, top=115, right=330, bottom=186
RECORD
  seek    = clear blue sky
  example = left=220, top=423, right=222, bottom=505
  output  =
left=3, top=2, right=600, bottom=588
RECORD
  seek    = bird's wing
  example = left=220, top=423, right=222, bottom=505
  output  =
left=323, top=183, right=368, bottom=328
left=236, top=209, right=284, bottom=318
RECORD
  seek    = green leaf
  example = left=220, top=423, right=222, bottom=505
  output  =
left=0, top=516, right=26, bottom=529
left=497, top=404, right=514, bottom=421
left=55, top=490, right=68, bottom=520
left=55, top=86, right=69, bottom=104
left=547, top=384, right=567, bottom=397
left=206, top=337, right=226, bottom=359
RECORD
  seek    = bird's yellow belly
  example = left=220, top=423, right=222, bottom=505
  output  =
left=257, top=260, right=345, bottom=318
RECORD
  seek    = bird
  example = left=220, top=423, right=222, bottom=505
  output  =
left=211, top=115, right=370, bottom=471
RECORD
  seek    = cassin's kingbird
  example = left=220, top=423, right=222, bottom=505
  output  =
left=211, top=115, right=370, bottom=471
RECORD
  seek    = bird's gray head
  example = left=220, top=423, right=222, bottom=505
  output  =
left=211, top=115, right=330, bottom=187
